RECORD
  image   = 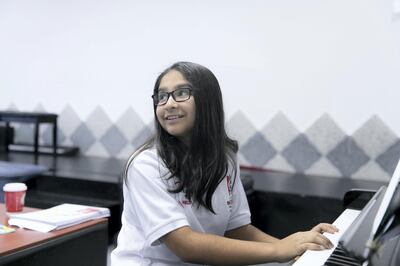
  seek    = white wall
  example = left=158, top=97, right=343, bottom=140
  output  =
left=1, top=0, right=399, bottom=134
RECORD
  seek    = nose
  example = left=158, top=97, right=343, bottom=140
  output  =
left=164, top=94, right=178, bottom=108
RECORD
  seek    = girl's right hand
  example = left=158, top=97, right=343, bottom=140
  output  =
left=273, top=230, right=334, bottom=262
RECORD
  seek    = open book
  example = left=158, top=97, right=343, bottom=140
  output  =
left=7, top=203, right=110, bottom=233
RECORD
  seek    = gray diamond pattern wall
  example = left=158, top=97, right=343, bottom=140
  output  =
left=7, top=105, right=400, bottom=182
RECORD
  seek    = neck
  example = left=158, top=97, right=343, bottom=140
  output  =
left=179, top=136, right=191, bottom=147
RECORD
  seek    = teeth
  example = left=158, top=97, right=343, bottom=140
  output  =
left=166, top=115, right=180, bottom=120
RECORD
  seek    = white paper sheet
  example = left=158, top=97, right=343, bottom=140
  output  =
left=8, top=218, right=57, bottom=233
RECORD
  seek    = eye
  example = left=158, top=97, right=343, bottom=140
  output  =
left=157, top=92, right=168, bottom=102
left=175, top=88, right=190, bottom=97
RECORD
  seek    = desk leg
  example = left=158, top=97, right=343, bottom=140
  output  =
left=34, top=121, right=39, bottom=154
left=53, top=121, right=57, bottom=156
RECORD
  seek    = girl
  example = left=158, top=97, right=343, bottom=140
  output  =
left=111, top=62, right=338, bottom=265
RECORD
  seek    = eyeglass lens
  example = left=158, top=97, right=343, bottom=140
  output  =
left=155, top=88, right=191, bottom=105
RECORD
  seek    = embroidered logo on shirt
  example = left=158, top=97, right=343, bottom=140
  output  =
left=226, top=175, right=233, bottom=211
left=181, top=199, right=192, bottom=205
left=226, top=175, right=233, bottom=196
left=178, top=198, right=192, bottom=207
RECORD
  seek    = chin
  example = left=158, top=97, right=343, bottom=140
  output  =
left=165, top=128, right=182, bottom=137
left=167, top=129, right=189, bottom=140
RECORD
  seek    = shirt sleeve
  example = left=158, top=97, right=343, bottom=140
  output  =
left=226, top=163, right=252, bottom=231
left=124, top=150, right=189, bottom=246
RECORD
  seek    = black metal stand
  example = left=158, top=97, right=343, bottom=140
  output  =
left=0, top=111, right=58, bottom=155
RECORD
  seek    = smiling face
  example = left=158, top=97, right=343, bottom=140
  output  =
left=156, top=70, right=196, bottom=145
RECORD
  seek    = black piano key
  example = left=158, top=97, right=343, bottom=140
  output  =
left=325, top=256, right=361, bottom=265
left=324, top=245, right=362, bottom=266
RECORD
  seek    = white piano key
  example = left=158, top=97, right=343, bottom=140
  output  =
left=292, top=209, right=361, bottom=266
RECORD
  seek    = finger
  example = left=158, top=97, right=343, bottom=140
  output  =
left=311, top=223, right=332, bottom=232
left=322, top=224, right=339, bottom=233
left=312, top=223, right=339, bottom=233
left=296, top=231, right=333, bottom=249
left=315, top=234, right=334, bottom=249
left=303, top=231, right=333, bottom=249
left=302, top=243, right=325, bottom=252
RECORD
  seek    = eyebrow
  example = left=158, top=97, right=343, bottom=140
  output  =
left=158, top=83, right=192, bottom=92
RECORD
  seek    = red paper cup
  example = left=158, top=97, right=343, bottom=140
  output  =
left=3, top=183, right=27, bottom=212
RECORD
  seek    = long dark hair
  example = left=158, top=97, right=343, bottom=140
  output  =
left=126, top=62, right=238, bottom=213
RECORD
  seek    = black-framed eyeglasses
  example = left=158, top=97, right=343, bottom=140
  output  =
left=152, top=87, right=193, bottom=106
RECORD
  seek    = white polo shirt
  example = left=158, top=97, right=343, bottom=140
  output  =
left=111, top=148, right=251, bottom=266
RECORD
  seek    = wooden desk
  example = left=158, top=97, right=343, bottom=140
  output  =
left=0, top=204, right=108, bottom=266
left=0, top=111, right=58, bottom=155
left=0, top=152, right=123, bottom=244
